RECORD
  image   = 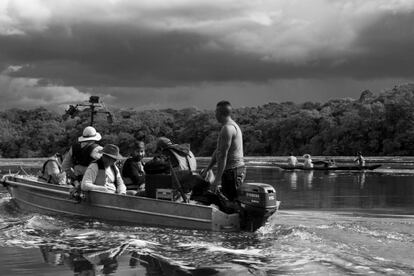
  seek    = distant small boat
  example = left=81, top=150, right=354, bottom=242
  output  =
left=276, top=164, right=381, bottom=171
left=1, top=175, right=279, bottom=232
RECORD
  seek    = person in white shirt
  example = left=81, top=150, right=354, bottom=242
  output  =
left=287, top=153, right=298, bottom=167
left=81, top=144, right=126, bottom=195
left=303, top=154, right=314, bottom=168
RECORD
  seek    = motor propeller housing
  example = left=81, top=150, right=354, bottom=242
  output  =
left=237, top=182, right=278, bottom=231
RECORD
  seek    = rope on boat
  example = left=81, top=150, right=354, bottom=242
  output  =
left=19, top=166, right=30, bottom=176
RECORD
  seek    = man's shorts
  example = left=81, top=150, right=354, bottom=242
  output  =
left=221, top=166, right=246, bottom=201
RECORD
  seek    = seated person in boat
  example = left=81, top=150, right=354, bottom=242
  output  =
left=62, top=126, right=103, bottom=185
left=144, top=137, right=199, bottom=199
left=81, top=144, right=126, bottom=194
left=354, top=151, right=365, bottom=166
left=144, top=137, right=197, bottom=174
left=38, top=153, right=67, bottom=185
left=287, top=152, right=298, bottom=167
left=325, top=158, right=336, bottom=168
left=122, top=141, right=146, bottom=195
left=157, top=137, right=197, bottom=171
left=318, top=157, right=336, bottom=168
left=303, top=154, right=314, bottom=168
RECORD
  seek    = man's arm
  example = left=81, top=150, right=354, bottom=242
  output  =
left=201, top=150, right=217, bottom=178
left=205, top=150, right=217, bottom=171
left=211, top=125, right=234, bottom=191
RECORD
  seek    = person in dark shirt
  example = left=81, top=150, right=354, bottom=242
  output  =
left=122, top=141, right=146, bottom=195
left=62, top=126, right=103, bottom=185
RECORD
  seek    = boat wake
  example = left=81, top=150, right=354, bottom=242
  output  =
left=1, top=189, right=414, bottom=275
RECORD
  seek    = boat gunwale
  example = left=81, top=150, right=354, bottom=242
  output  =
left=11, top=190, right=213, bottom=223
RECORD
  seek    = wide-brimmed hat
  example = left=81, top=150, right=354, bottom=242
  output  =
left=78, top=126, right=102, bottom=142
left=100, top=144, right=123, bottom=160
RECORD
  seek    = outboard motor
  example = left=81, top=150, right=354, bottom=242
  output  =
left=237, top=182, right=279, bottom=231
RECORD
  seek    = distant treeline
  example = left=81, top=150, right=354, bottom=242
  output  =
left=1, top=84, right=414, bottom=158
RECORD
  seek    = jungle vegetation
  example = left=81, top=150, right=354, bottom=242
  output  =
left=1, top=84, right=414, bottom=158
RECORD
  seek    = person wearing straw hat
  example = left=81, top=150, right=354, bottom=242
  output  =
left=81, top=144, right=126, bottom=194
left=62, top=126, right=103, bottom=184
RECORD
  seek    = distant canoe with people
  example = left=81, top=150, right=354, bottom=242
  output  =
left=276, top=164, right=381, bottom=171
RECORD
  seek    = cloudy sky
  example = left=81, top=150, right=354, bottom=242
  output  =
left=0, top=0, right=414, bottom=110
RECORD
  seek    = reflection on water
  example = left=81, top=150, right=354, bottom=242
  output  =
left=288, top=172, right=297, bottom=190
left=247, top=168, right=414, bottom=211
left=2, top=209, right=412, bottom=276
left=41, top=245, right=257, bottom=276
left=357, top=172, right=366, bottom=189
left=304, top=171, right=313, bottom=189
left=37, top=235, right=267, bottom=276
left=40, top=245, right=126, bottom=276
left=287, top=171, right=314, bottom=190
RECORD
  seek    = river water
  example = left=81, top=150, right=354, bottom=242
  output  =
left=0, top=157, right=413, bottom=275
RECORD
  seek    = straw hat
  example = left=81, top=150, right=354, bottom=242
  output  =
left=100, top=144, right=123, bottom=160
left=78, top=126, right=102, bottom=142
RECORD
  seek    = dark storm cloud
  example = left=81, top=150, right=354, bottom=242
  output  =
left=0, top=0, right=414, bottom=109
left=0, top=23, right=309, bottom=86
left=321, top=11, right=414, bottom=80
left=1, top=7, right=413, bottom=87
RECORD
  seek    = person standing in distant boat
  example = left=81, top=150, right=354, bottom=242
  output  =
left=287, top=153, right=298, bottom=167
left=354, top=151, right=365, bottom=167
left=303, top=154, right=314, bottom=168
left=202, top=101, right=245, bottom=201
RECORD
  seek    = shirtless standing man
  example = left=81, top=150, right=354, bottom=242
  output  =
left=202, top=101, right=245, bottom=201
